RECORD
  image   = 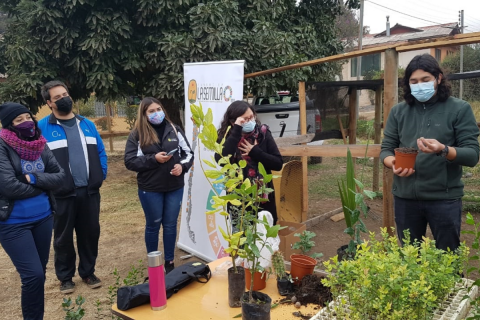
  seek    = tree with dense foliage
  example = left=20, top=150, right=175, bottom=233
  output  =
left=0, top=0, right=359, bottom=123
left=441, top=44, right=480, bottom=102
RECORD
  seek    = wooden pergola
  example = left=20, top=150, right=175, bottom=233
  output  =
left=245, top=32, right=480, bottom=233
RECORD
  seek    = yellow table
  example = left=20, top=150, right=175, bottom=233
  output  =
left=111, top=257, right=320, bottom=320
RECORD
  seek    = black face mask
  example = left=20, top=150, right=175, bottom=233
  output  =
left=55, top=97, right=73, bottom=114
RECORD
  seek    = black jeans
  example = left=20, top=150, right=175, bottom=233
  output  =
left=54, top=187, right=101, bottom=281
left=394, top=196, right=462, bottom=251
left=0, top=215, right=53, bottom=320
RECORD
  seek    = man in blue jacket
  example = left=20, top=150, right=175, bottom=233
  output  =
left=38, top=81, right=108, bottom=294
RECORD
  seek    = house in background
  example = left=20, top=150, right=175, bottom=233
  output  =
left=341, top=20, right=461, bottom=106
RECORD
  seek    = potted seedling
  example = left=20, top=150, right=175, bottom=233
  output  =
left=242, top=210, right=281, bottom=320
left=271, top=251, right=293, bottom=296
left=394, top=147, right=418, bottom=170
left=337, top=148, right=376, bottom=260
left=191, top=103, right=281, bottom=319
left=290, top=230, right=322, bottom=284
left=191, top=103, right=248, bottom=308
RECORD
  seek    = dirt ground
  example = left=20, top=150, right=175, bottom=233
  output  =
left=1, top=138, right=480, bottom=319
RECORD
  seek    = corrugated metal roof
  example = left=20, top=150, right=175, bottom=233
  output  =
left=357, top=22, right=459, bottom=48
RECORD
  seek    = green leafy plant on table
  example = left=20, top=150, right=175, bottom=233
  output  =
left=292, top=230, right=323, bottom=259
left=322, top=228, right=468, bottom=320
left=190, top=103, right=281, bottom=306
left=337, top=148, right=376, bottom=258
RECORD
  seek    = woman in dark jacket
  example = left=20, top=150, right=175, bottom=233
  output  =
left=124, top=97, right=194, bottom=274
left=216, top=101, right=283, bottom=224
left=0, top=102, right=65, bottom=320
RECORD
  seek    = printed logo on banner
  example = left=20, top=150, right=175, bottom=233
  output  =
left=188, top=80, right=197, bottom=103
left=193, top=82, right=235, bottom=103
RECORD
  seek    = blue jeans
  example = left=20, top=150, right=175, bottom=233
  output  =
left=0, top=215, right=53, bottom=320
left=394, top=196, right=462, bottom=251
left=138, top=188, right=184, bottom=261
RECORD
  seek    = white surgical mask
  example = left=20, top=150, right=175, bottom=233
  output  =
left=410, top=81, right=436, bottom=102
left=242, top=120, right=256, bottom=133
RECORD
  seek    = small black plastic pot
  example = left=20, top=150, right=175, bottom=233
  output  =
left=337, top=244, right=355, bottom=261
left=228, top=266, right=246, bottom=308
left=241, top=291, right=271, bottom=320
left=276, top=277, right=293, bottom=296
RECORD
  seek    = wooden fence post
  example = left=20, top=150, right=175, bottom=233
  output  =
left=299, top=81, right=308, bottom=222
left=383, top=49, right=398, bottom=235
left=373, top=86, right=382, bottom=192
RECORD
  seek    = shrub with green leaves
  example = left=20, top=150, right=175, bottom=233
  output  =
left=63, top=295, right=85, bottom=320
left=461, top=212, right=480, bottom=319
left=292, top=230, right=323, bottom=259
left=322, top=229, right=468, bottom=320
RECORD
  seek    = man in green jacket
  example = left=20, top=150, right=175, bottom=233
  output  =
left=380, top=54, right=479, bottom=251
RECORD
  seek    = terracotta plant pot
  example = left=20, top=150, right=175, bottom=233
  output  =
left=394, top=147, right=418, bottom=170
left=290, top=254, right=317, bottom=284
left=244, top=269, right=267, bottom=291
left=228, top=266, right=245, bottom=308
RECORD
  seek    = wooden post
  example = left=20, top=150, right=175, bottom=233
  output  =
left=383, top=49, right=398, bottom=236
left=348, top=88, right=358, bottom=180
left=372, top=86, right=382, bottom=192
left=299, top=81, right=308, bottom=222
left=106, top=102, right=114, bottom=153
left=348, top=89, right=357, bottom=145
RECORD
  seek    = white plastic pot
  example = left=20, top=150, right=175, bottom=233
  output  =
left=310, top=279, right=478, bottom=320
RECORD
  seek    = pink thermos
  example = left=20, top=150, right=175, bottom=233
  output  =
left=147, top=251, right=167, bottom=311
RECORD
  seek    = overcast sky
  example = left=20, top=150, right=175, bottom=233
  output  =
left=362, top=0, right=480, bottom=34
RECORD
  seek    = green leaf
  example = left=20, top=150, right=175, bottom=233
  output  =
left=205, top=170, right=223, bottom=179
left=363, top=190, right=376, bottom=199
left=239, top=160, right=247, bottom=168
left=266, top=224, right=281, bottom=238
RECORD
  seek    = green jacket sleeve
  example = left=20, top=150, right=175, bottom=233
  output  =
left=450, top=102, right=480, bottom=167
left=380, top=106, right=400, bottom=164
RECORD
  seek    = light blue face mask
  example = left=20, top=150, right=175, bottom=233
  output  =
left=410, top=80, right=436, bottom=103
left=242, top=120, right=256, bottom=133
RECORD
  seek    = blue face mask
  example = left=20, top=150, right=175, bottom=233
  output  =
left=242, top=120, right=256, bottom=133
left=410, top=80, right=436, bottom=103
left=148, top=111, right=165, bottom=125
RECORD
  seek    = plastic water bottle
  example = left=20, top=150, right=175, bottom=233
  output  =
left=147, top=251, right=167, bottom=311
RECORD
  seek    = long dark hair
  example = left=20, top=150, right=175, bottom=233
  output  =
left=7, top=116, right=42, bottom=141
left=403, top=54, right=451, bottom=105
left=135, top=97, right=174, bottom=148
left=217, top=101, right=259, bottom=139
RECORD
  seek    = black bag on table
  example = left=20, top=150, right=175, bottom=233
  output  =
left=117, top=261, right=212, bottom=311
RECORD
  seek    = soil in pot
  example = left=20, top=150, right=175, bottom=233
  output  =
left=276, top=274, right=332, bottom=319
left=241, top=291, right=272, bottom=320
left=228, top=266, right=246, bottom=308
left=394, top=147, right=418, bottom=170
left=276, top=276, right=294, bottom=296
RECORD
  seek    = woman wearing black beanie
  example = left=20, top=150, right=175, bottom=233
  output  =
left=0, top=102, right=65, bottom=320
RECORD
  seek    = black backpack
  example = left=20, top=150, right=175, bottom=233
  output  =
left=117, top=261, right=212, bottom=311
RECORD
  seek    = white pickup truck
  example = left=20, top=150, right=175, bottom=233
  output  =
left=253, top=93, right=321, bottom=138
